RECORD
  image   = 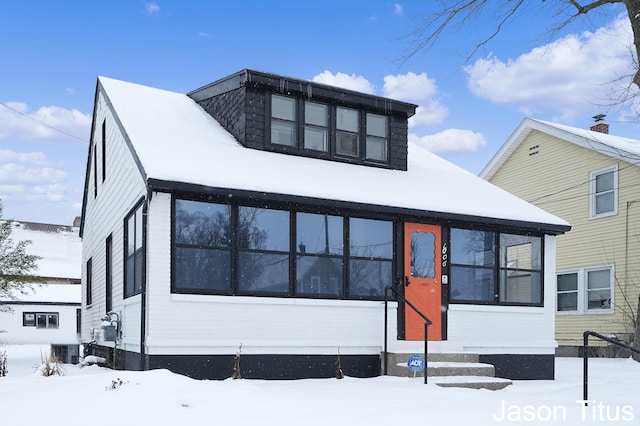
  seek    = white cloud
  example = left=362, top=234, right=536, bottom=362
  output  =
left=0, top=102, right=90, bottom=143
left=312, top=71, right=376, bottom=94
left=198, top=32, right=209, bottom=37
left=465, top=16, right=633, bottom=120
left=409, top=129, right=486, bottom=154
left=145, top=2, right=160, bottom=14
left=383, top=72, right=449, bottom=127
left=393, top=4, right=403, bottom=16
left=0, top=150, right=68, bottom=203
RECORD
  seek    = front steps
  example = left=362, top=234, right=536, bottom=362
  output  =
left=383, top=352, right=512, bottom=390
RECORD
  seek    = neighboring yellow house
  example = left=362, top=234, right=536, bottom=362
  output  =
left=480, top=116, right=640, bottom=355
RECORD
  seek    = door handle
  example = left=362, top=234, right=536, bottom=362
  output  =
left=405, top=276, right=410, bottom=287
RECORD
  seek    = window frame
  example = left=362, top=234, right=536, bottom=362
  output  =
left=171, top=196, right=395, bottom=301
left=589, top=165, right=618, bottom=219
left=449, top=228, right=544, bottom=307
left=124, top=200, right=145, bottom=298
left=23, top=312, right=59, bottom=329
left=266, top=93, right=391, bottom=166
left=105, top=234, right=113, bottom=313
left=86, top=257, right=93, bottom=306
left=556, top=266, right=614, bottom=315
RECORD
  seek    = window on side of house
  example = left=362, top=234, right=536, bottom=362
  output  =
left=271, top=95, right=297, bottom=147
left=590, top=166, right=617, bottom=218
left=348, top=218, right=393, bottom=297
left=335, top=107, right=359, bottom=157
left=101, top=119, right=106, bottom=182
left=304, top=101, right=328, bottom=152
left=105, top=234, right=113, bottom=313
left=86, top=257, right=93, bottom=306
left=296, top=213, right=344, bottom=297
left=174, top=199, right=231, bottom=293
left=237, top=207, right=290, bottom=294
left=556, top=266, right=613, bottom=313
left=125, top=203, right=144, bottom=297
left=93, top=145, right=98, bottom=198
left=365, top=113, right=388, bottom=162
left=23, top=312, right=36, bottom=327
left=27, top=312, right=59, bottom=329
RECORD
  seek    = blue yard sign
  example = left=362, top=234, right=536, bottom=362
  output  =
left=407, top=354, right=425, bottom=372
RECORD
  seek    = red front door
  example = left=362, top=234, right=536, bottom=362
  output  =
left=404, top=223, right=442, bottom=341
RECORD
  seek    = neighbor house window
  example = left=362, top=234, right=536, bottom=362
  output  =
left=304, top=101, right=328, bottom=152
left=174, top=200, right=231, bottom=293
left=450, top=229, right=543, bottom=306
left=590, top=166, right=617, bottom=218
left=336, top=107, right=359, bottom=156
left=23, top=312, right=59, bottom=329
left=125, top=203, right=144, bottom=297
left=365, top=113, right=388, bottom=162
left=271, top=95, right=297, bottom=147
left=557, top=267, right=613, bottom=313
left=86, top=258, right=93, bottom=306
left=237, top=207, right=290, bottom=294
left=101, top=119, right=106, bottom=182
left=348, top=218, right=393, bottom=297
left=296, top=213, right=344, bottom=297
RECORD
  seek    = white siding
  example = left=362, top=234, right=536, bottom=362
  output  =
left=81, top=89, right=146, bottom=350
left=0, top=304, right=79, bottom=345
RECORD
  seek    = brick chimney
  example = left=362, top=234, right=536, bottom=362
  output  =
left=590, top=114, right=609, bottom=134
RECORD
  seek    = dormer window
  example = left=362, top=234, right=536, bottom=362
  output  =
left=366, top=113, right=388, bottom=162
left=336, top=107, right=359, bottom=157
left=270, top=95, right=296, bottom=147
left=304, top=101, right=328, bottom=152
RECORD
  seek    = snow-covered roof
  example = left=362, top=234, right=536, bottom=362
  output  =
left=7, top=221, right=81, bottom=280
left=480, top=118, right=640, bottom=180
left=97, top=77, right=569, bottom=232
left=2, top=283, right=80, bottom=304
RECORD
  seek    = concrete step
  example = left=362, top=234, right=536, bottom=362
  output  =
left=430, top=375, right=513, bottom=391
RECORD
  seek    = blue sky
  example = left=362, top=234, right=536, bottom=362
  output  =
left=1, top=1, right=638, bottom=225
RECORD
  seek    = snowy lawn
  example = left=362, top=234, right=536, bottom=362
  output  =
left=1, top=345, right=637, bottom=425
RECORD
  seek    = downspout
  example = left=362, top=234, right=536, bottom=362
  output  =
left=625, top=200, right=639, bottom=292
left=140, top=194, right=150, bottom=371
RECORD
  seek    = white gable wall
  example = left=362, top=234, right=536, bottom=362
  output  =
left=81, top=88, right=147, bottom=349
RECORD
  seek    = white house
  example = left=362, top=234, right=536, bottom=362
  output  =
left=80, top=70, right=570, bottom=380
left=0, top=221, right=82, bottom=361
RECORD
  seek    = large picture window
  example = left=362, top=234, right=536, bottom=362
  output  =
left=125, top=203, right=144, bottom=297
left=174, top=199, right=231, bottom=293
left=450, top=228, right=543, bottom=306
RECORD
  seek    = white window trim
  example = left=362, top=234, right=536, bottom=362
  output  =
left=589, top=165, right=618, bottom=219
left=556, top=265, right=614, bottom=315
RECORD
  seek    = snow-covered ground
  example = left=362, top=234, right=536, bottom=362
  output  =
left=1, top=345, right=638, bottom=425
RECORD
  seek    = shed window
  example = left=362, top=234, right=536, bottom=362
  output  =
left=24, top=312, right=59, bottom=329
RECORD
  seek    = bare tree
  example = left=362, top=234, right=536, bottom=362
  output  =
left=406, top=1, right=640, bottom=88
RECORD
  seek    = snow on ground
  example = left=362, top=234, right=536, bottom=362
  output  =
left=1, top=345, right=638, bottom=425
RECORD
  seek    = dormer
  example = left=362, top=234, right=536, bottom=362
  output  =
left=188, top=69, right=417, bottom=171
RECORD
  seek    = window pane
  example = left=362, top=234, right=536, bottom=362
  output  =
left=500, top=234, right=541, bottom=270
left=366, top=136, right=387, bottom=161
left=410, top=231, right=436, bottom=278
left=336, top=132, right=359, bottom=156
left=175, top=200, right=230, bottom=247
left=296, top=255, right=343, bottom=297
left=175, top=247, right=230, bottom=291
left=588, top=289, right=611, bottom=309
left=366, top=114, right=386, bottom=137
left=587, top=269, right=610, bottom=289
left=271, top=121, right=296, bottom=146
left=304, top=127, right=328, bottom=151
left=36, top=314, right=47, bottom=329
left=47, top=314, right=58, bottom=329
left=500, top=270, right=541, bottom=304
left=272, top=95, right=295, bottom=120
left=336, top=107, right=358, bottom=132
left=595, top=192, right=614, bottom=214
left=127, top=215, right=135, bottom=255
left=134, top=250, right=143, bottom=293
left=126, top=256, right=135, bottom=296
left=557, top=273, right=578, bottom=291
left=305, top=102, right=327, bottom=126
left=451, top=229, right=495, bottom=266
left=238, top=252, right=289, bottom=293
left=23, top=313, right=35, bottom=327
left=297, top=213, right=343, bottom=255
left=595, top=171, right=613, bottom=193
left=450, top=266, right=494, bottom=302
left=349, top=218, right=392, bottom=259
left=349, top=259, right=391, bottom=297
left=557, top=292, right=578, bottom=311
left=238, top=207, right=289, bottom=251
left=135, top=207, right=143, bottom=250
